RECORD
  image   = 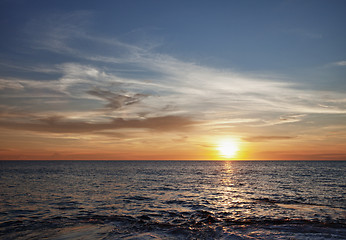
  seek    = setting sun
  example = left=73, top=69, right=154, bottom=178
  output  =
left=217, top=139, right=239, bottom=158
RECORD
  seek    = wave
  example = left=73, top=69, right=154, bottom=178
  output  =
left=1, top=210, right=345, bottom=240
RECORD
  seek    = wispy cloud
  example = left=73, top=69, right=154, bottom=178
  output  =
left=0, top=79, right=24, bottom=90
left=243, top=135, right=296, bottom=142
left=0, top=115, right=195, bottom=133
left=332, top=61, right=346, bottom=67
left=257, top=114, right=306, bottom=126
left=87, top=88, right=148, bottom=110
left=1, top=11, right=346, bottom=140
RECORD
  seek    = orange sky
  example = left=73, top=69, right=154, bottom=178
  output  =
left=1, top=120, right=345, bottom=160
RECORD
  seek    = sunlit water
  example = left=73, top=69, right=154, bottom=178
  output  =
left=0, top=161, right=345, bottom=239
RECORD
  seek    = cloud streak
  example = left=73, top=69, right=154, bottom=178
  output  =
left=333, top=61, right=346, bottom=67
left=243, top=135, right=296, bottom=142
left=87, top=88, right=148, bottom=110
left=0, top=115, right=195, bottom=133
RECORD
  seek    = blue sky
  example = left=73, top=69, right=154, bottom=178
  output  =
left=0, top=0, right=345, bottom=159
left=2, top=1, right=345, bottom=69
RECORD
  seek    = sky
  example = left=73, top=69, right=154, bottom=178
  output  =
left=0, top=0, right=345, bottom=160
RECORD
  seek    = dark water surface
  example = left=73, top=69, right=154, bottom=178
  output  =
left=0, top=161, right=345, bottom=239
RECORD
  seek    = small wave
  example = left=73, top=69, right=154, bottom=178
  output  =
left=125, top=196, right=154, bottom=201
left=1, top=212, right=345, bottom=240
left=164, top=200, right=186, bottom=205
left=53, top=201, right=80, bottom=206
left=8, top=209, right=37, bottom=215
left=252, top=197, right=306, bottom=205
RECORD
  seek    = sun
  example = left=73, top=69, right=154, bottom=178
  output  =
left=217, top=139, right=239, bottom=158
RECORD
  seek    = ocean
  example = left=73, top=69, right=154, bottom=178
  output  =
left=0, top=161, right=345, bottom=239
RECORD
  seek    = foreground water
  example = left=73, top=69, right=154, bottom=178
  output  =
left=0, top=161, right=345, bottom=239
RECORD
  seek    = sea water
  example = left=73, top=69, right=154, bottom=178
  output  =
left=0, top=161, right=345, bottom=239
